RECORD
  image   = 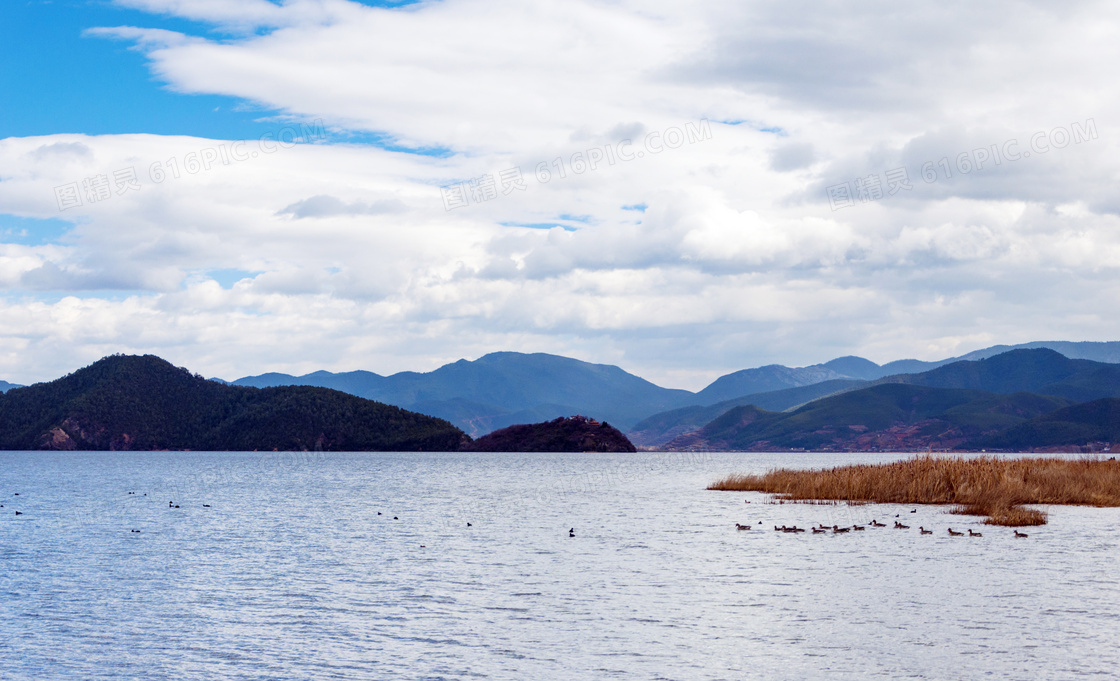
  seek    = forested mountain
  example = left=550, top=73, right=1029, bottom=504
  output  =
left=878, top=349, right=1120, bottom=401
left=655, top=349, right=1120, bottom=451
left=663, top=384, right=1074, bottom=452
left=971, top=398, right=1120, bottom=450
left=0, top=355, right=465, bottom=451
left=464, top=415, right=636, bottom=453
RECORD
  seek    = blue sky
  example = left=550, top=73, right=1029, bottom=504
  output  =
left=1, top=1, right=276, bottom=139
left=0, top=0, right=1118, bottom=388
left=0, top=0, right=421, bottom=141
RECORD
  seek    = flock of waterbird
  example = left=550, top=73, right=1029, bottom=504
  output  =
left=11, top=492, right=479, bottom=551
left=734, top=508, right=1030, bottom=538
left=8, top=490, right=1031, bottom=541
left=5, top=489, right=217, bottom=534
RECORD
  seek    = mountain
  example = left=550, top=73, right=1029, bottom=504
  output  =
left=953, top=340, right=1120, bottom=364
left=683, top=341, right=1120, bottom=404
left=220, top=343, right=1120, bottom=438
left=870, top=340, right=1120, bottom=378
left=819, top=356, right=884, bottom=380
left=879, top=348, right=1120, bottom=402
left=464, top=415, right=636, bottom=452
left=691, top=364, right=851, bottom=404
left=663, top=384, right=1073, bottom=452
left=0, top=355, right=465, bottom=451
left=0, top=380, right=21, bottom=394
left=628, top=379, right=866, bottom=448
left=232, top=352, right=694, bottom=435
left=971, top=398, right=1120, bottom=450
left=653, top=349, right=1120, bottom=451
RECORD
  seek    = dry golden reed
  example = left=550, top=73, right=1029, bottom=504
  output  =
left=708, top=456, right=1120, bottom=526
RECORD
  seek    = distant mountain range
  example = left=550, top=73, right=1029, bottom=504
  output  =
left=224, top=340, right=1120, bottom=438
left=2, top=344, right=1119, bottom=452
left=230, top=352, right=694, bottom=437
left=660, top=349, right=1120, bottom=452
left=0, top=380, right=21, bottom=394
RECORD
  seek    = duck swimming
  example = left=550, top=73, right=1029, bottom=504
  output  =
left=919, top=527, right=932, bottom=534
left=948, top=528, right=963, bottom=536
left=735, top=523, right=751, bottom=530
left=1014, top=530, right=1029, bottom=538
left=968, top=529, right=983, bottom=537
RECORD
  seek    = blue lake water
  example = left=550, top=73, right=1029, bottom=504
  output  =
left=1, top=450, right=1118, bottom=680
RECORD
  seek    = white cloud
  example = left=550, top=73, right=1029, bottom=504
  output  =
left=2, top=0, right=1120, bottom=388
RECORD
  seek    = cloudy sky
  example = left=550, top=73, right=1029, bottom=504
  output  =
left=1, top=0, right=1117, bottom=389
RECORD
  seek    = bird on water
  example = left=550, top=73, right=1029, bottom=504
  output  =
left=569, top=528, right=575, bottom=537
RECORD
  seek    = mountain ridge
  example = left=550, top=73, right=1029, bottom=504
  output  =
left=656, top=349, right=1120, bottom=451
left=0, top=355, right=465, bottom=451
left=220, top=342, right=1120, bottom=437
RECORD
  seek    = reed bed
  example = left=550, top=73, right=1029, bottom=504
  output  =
left=708, top=456, right=1120, bottom=526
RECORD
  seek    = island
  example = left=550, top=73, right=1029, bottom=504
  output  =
left=463, top=415, right=637, bottom=452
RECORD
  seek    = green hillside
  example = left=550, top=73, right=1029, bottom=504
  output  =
left=464, top=415, right=636, bottom=452
left=971, top=398, right=1120, bottom=450
left=676, top=384, right=1073, bottom=451
left=881, top=348, right=1120, bottom=402
left=0, top=355, right=466, bottom=451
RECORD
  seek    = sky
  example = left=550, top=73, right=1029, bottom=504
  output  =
left=1, top=0, right=1119, bottom=390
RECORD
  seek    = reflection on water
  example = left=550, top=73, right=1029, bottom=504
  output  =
left=1, top=450, right=1117, bottom=680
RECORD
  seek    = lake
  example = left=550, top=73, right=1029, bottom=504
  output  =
left=1, top=450, right=1118, bottom=680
